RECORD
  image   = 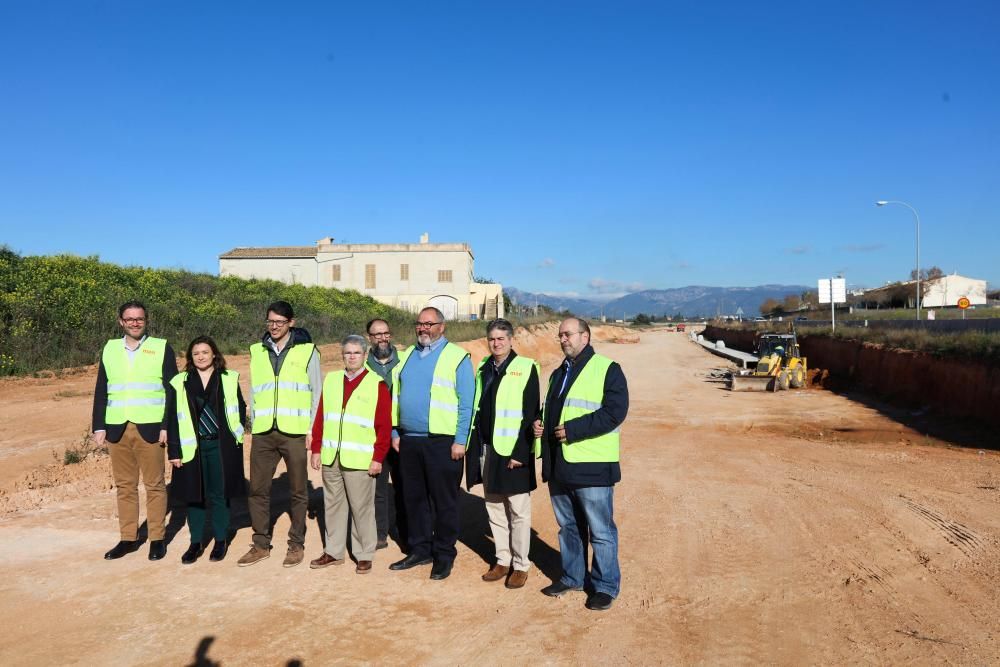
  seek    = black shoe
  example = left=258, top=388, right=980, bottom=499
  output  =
left=148, top=540, right=167, bottom=561
left=429, top=560, right=453, bottom=580
left=389, top=554, right=433, bottom=571
left=585, top=592, right=614, bottom=611
left=209, top=540, right=228, bottom=562
left=541, top=581, right=584, bottom=598
left=376, top=538, right=389, bottom=550
left=104, top=540, right=139, bottom=560
left=180, top=543, right=204, bottom=565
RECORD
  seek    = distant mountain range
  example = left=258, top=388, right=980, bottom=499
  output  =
left=506, top=285, right=812, bottom=318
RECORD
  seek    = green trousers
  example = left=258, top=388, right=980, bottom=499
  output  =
left=187, top=438, right=229, bottom=543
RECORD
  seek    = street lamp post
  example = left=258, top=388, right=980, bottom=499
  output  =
left=876, top=200, right=921, bottom=321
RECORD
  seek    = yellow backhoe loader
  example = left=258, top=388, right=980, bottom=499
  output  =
left=729, top=333, right=807, bottom=392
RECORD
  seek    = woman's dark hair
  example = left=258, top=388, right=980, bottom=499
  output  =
left=185, top=335, right=227, bottom=373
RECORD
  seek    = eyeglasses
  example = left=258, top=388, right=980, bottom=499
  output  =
left=121, top=317, right=146, bottom=324
left=557, top=331, right=580, bottom=340
left=414, top=321, right=442, bottom=329
left=265, top=319, right=290, bottom=327
left=368, top=331, right=391, bottom=338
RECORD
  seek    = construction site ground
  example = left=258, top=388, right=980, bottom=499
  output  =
left=1, top=324, right=999, bottom=665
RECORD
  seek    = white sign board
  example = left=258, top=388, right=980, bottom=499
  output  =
left=817, top=278, right=847, bottom=304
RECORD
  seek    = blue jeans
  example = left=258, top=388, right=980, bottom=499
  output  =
left=548, top=480, right=620, bottom=597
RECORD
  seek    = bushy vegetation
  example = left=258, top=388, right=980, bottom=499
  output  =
left=0, top=248, right=507, bottom=375
left=817, top=327, right=1000, bottom=365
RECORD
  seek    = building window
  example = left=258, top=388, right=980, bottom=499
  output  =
left=400, top=264, right=409, bottom=280
left=330, top=265, right=341, bottom=282
left=438, top=269, right=453, bottom=283
left=400, top=300, right=409, bottom=312
left=365, top=264, right=376, bottom=289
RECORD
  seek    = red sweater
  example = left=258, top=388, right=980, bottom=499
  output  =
left=310, top=369, right=392, bottom=464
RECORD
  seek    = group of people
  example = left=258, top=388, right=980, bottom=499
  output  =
left=93, top=299, right=628, bottom=610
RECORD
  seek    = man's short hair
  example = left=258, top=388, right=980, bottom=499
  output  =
left=266, top=300, right=294, bottom=320
left=366, top=318, right=389, bottom=334
left=420, top=306, right=446, bottom=323
left=564, top=316, right=591, bottom=337
left=486, top=318, right=514, bottom=337
left=341, top=334, right=369, bottom=354
left=118, top=300, right=147, bottom=318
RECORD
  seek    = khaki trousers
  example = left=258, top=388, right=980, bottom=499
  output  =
left=322, top=452, right=377, bottom=561
left=109, top=423, right=166, bottom=541
left=484, top=491, right=532, bottom=571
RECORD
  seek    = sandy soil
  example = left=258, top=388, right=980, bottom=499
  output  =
left=1, top=325, right=999, bottom=665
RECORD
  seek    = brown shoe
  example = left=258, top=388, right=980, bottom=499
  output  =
left=237, top=545, right=270, bottom=567
left=506, top=570, right=529, bottom=589
left=309, top=552, right=344, bottom=569
left=482, top=563, right=509, bottom=582
left=356, top=560, right=373, bottom=574
left=283, top=546, right=305, bottom=568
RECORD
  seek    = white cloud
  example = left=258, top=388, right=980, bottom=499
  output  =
left=538, top=257, right=556, bottom=268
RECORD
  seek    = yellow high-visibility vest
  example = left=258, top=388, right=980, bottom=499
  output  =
left=249, top=342, right=316, bottom=435
left=470, top=355, right=539, bottom=456
left=321, top=370, right=381, bottom=469
left=170, top=370, right=244, bottom=463
left=391, top=342, right=469, bottom=435
left=543, top=354, right=620, bottom=463
left=102, top=337, right=167, bottom=425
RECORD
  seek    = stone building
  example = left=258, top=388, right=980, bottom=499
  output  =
left=219, top=234, right=503, bottom=321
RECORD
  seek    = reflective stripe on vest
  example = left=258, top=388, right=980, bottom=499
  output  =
left=546, top=353, right=620, bottom=463
left=170, top=370, right=245, bottom=463
left=390, top=342, right=469, bottom=436
left=321, top=370, right=381, bottom=469
left=249, top=342, right=316, bottom=435
left=102, top=337, right=168, bottom=425
left=469, top=355, right=539, bottom=457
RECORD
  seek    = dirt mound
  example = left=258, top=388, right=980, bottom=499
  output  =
left=0, top=449, right=113, bottom=517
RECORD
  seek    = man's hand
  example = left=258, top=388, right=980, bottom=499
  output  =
left=507, top=458, right=523, bottom=470
left=368, top=461, right=383, bottom=477
left=158, top=429, right=168, bottom=445
left=310, top=452, right=321, bottom=471
left=532, top=419, right=543, bottom=438
left=92, top=431, right=106, bottom=447
left=554, top=424, right=568, bottom=443
left=305, top=433, right=313, bottom=451
left=169, top=459, right=182, bottom=469
left=450, top=444, right=466, bottom=461
left=392, top=436, right=400, bottom=452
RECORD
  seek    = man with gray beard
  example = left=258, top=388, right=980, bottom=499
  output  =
left=365, top=318, right=406, bottom=551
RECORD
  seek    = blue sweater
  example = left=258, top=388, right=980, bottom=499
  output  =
left=397, top=337, right=474, bottom=444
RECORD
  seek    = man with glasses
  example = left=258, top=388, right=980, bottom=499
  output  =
left=93, top=300, right=178, bottom=561
left=532, top=317, right=629, bottom=611
left=238, top=300, right=321, bottom=568
left=364, top=318, right=406, bottom=551
left=388, top=307, right=474, bottom=580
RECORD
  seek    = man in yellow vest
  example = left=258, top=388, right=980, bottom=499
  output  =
left=307, top=335, right=392, bottom=574
left=465, top=318, right=540, bottom=589
left=92, top=300, right=178, bottom=561
left=533, top=317, right=629, bottom=611
left=388, top=306, right=474, bottom=580
left=237, top=300, right=322, bottom=568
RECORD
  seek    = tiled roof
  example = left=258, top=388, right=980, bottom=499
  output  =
left=219, top=246, right=318, bottom=259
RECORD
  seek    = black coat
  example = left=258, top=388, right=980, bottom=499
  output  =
left=465, top=351, right=540, bottom=495
left=166, top=369, right=247, bottom=503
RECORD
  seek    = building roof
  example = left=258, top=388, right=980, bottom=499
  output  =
left=219, top=246, right=318, bottom=259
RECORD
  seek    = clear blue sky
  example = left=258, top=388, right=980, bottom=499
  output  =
left=2, top=1, right=997, bottom=299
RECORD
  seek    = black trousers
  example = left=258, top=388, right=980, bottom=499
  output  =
left=375, top=448, right=408, bottom=546
left=398, top=434, right=463, bottom=563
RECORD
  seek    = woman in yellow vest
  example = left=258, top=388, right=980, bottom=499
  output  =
left=167, top=336, right=247, bottom=564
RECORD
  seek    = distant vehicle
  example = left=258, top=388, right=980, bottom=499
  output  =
left=753, top=317, right=766, bottom=322
left=795, top=316, right=808, bottom=321
left=676, top=323, right=686, bottom=332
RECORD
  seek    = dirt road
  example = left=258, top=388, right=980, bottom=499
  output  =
left=2, top=326, right=999, bottom=664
